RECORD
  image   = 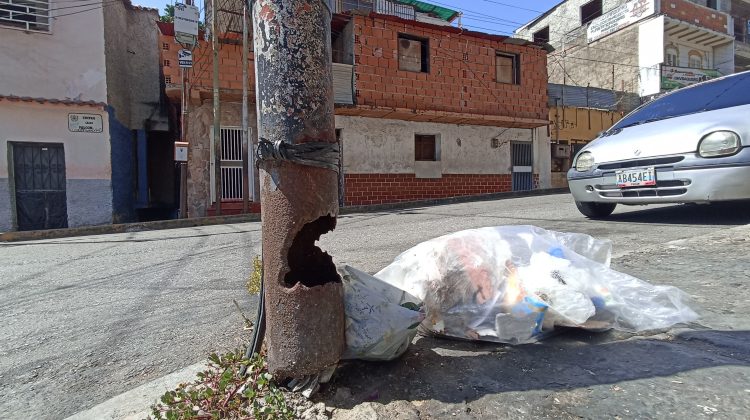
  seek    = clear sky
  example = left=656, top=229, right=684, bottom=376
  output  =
left=133, top=0, right=563, bottom=35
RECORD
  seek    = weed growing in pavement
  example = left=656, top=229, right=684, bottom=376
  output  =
left=246, top=255, right=263, bottom=295
left=149, top=349, right=293, bottom=420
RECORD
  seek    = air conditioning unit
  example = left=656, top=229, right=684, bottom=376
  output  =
left=552, top=144, right=571, bottom=159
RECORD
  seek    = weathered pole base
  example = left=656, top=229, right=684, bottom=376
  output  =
left=260, top=160, right=344, bottom=378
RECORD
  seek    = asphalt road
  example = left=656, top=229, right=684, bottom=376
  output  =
left=1, top=193, right=750, bottom=419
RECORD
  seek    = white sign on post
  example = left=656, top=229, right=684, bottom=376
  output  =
left=175, top=141, right=189, bottom=162
left=178, top=49, right=193, bottom=68
left=174, top=2, right=200, bottom=46
left=587, top=0, right=655, bottom=43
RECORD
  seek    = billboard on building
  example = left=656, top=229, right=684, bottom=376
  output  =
left=588, top=0, right=655, bottom=43
left=661, top=66, right=722, bottom=90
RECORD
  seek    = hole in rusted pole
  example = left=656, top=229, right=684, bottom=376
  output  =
left=284, top=215, right=339, bottom=288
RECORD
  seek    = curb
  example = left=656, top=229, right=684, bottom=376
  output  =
left=64, top=362, right=207, bottom=420
left=0, top=214, right=261, bottom=243
left=1, top=188, right=569, bottom=242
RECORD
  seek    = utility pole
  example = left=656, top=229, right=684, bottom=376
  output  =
left=212, top=0, right=222, bottom=215
left=252, top=0, right=344, bottom=379
left=241, top=3, right=250, bottom=214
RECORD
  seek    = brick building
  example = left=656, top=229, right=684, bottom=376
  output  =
left=515, top=0, right=736, bottom=97
left=514, top=0, right=741, bottom=187
left=159, top=0, right=551, bottom=216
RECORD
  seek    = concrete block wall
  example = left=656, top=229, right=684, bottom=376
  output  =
left=352, top=14, right=549, bottom=121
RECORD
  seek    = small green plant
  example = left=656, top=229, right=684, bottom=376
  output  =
left=149, top=350, right=293, bottom=420
left=246, top=255, right=263, bottom=295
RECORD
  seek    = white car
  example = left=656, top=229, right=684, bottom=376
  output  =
left=568, top=70, right=750, bottom=218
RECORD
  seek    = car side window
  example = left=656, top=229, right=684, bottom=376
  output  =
left=612, top=72, right=750, bottom=131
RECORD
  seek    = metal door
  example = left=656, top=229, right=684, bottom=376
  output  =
left=11, top=142, right=68, bottom=230
left=511, top=141, right=534, bottom=191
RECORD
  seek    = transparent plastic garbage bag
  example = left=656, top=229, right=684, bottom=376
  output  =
left=339, top=265, right=424, bottom=361
left=374, top=225, right=698, bottom=344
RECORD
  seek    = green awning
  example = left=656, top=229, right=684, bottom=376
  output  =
left=395, top=0, right=459, bottom=22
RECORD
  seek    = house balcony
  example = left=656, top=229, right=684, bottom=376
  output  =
left=661, top=0, right=731, bottom=35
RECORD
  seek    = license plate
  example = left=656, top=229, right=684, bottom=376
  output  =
left=616, top=167, right=656, bottom=187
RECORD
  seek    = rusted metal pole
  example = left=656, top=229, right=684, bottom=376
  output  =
left=252, top=0, right=344, bottom=378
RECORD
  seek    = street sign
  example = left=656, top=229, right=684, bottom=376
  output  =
left=175, top=141, right=189, bottom=162
left=174, top=2, right=199, bottom=46
left=176, top=32, right=197, bottom=46
left=68, top=113, right=103, bottom=133
left=178, top=49, right=193, bottom=68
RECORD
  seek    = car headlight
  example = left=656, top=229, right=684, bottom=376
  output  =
left=698, top=131, right=740, bottom=158
left=575, top=152, right=595, bottom=172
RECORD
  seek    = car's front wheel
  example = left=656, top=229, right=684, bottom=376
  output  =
left=575, top=201, right=616, bottom=219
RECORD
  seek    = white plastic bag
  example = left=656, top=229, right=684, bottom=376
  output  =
left=375, top=225, right=698, bottom=344
left=339, top=265, right=423, bottom=360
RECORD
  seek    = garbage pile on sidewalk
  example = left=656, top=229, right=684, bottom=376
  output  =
left=342, top=225, right=698, bottom=361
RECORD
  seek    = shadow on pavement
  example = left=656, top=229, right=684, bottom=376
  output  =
left=321, top=329, right=750, bottom=408
left=605, top=201, right=750, bottom=226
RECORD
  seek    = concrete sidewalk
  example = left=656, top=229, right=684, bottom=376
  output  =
left=0, top=188, right=568, bottom=242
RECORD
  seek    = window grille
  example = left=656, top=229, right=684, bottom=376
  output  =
left=0, top=0, right=50, bottom=32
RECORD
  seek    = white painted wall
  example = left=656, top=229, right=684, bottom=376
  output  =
left=714, top=41, right=735, bottom=74
left=0, top=102, right=113, bottom=230
left=515, top=0, right=630, bottom=48
left=0, top=1, right=107, bottom=102
left=335, top=116, right=551, bottom=181
left=0, top=102, right=111, bottom=179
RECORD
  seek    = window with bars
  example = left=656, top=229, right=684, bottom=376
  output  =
left=1, top=0, right=50, bottom=31
left=163, top=59, right=171, bottom=67
left=162, top=42, right=170, bottom=50
left=165, top=75, right=172, bottom=84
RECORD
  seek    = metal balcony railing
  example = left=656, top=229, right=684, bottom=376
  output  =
left=331, top=0, right=416, bottom=20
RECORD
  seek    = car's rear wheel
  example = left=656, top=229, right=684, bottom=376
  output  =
left=575, top=201, right=616, bottom=219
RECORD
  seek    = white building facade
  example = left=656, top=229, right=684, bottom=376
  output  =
left=0, top=1, right=112, bottom=231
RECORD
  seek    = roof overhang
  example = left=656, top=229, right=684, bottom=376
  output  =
left=336, top=105, right=549, bottom=129
left=664, top=16, right=733, bottom=47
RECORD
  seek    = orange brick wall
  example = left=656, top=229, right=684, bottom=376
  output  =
left=344, top=173, right=514, bottom=206
left=158, top=29, right=254, bottom=93
left=662, top=0, right=729, bottom=34
left=352, top=14, right=549, bottom=121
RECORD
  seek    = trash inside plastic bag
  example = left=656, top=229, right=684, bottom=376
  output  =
left=339, top=265, right=423, bottom=361
left=374, top=225, right=698, bottom=344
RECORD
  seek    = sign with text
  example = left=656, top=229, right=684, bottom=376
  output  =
left=175, top=141, right=189, bottom=162
left=587, top=0, right=655, bottom=43
left=661, top=66, right=722, bottom=90
left=68, top=113, right=103, bottom=133
left=174, top=3, right=199, bottom=46
left=178, top=49, right=193, bottom=68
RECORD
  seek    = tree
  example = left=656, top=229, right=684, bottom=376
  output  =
left=160, top=4, right=204, bottom=29
left=160, top=4, right=175, bottom=23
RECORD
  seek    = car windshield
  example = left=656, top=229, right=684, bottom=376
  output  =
left=610, top=71, right=750, bottom=131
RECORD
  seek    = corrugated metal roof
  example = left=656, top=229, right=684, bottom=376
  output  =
left=395, top=0, right=459, bottom=21
left=547, top=84, right=642, bottom=112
